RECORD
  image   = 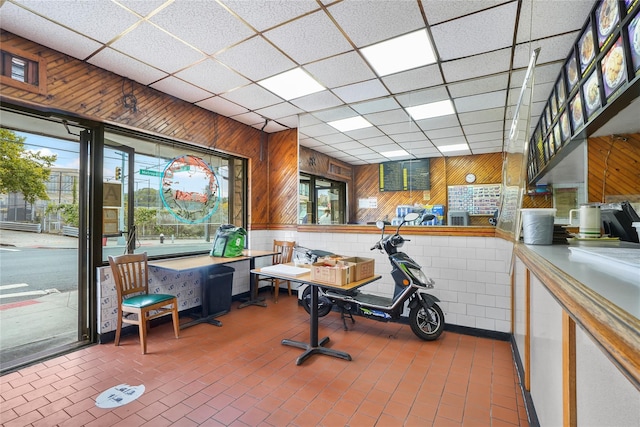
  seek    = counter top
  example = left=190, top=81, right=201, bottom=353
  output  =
left=515, top=242, right=640, bottom=389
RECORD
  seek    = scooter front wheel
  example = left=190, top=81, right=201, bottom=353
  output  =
left=409, top=302, right=444, bottom=341
left=301, top=286, right=333, bottom=317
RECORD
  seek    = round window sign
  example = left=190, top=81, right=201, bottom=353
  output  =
left=160, top=155, right=220, bottom=224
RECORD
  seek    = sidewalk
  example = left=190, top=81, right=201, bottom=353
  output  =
left=0, top=229, right=79, bottom=249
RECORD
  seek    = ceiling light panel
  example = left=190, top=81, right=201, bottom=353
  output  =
left=406, top=100, right=455, bottom=120
left=381, top=149, right=410, bottom=158
left=328, top=116, right=372, bottom=132
left=150, top=1, right=254, bottom=55
left=430, top=2, right=518, bottom=61
left=258, top=68, right=324, bottom=100
left=361, top=29, right=437, bottom=77
left=264, top=11, right=352, bottom=64
left=437, top=143, right=470, bottom=153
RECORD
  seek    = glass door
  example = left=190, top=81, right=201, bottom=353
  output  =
left=0, top=109, right=90, bottom=372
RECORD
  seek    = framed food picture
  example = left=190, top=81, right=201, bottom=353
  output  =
left=565, top=50, right=580, bottom=92
left=560, top=110, right=571, bottom=142
left=547, top=132, right=556, bottom=157
left=553, top=123, right=562, bottom=152
left=596, top=0, right=620, bottom=47
left=556, top=73, right=566, bottom=107
left=579, top=24, right=596, bottom=74
left=545, top=105, right=552, bottom=129
left=582, top=71, right=601, bottom=118
left=628, top=12, right=640, bottom=72
left=570, top=92, right=584, bottom=130
left=541, top=106, right=548, bottom=134
left=601, top=37, right=627, bottom=98
left=550, top=91, right=558, bottom=118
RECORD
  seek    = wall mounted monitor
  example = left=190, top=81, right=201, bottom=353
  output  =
left=596, top=0, right=620, bottom=47
left=569, top=92, right=585, bottom=130
left=565, top=51, right=579, bottom=93
left=579, top=22, right=596, bottom=74
left=628, top=11, right=640, bottom=72
left=601, top=36, right=627, bottom=98
left=582, top=71, right=602, bottom=118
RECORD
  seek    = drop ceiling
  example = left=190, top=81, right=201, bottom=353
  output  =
left=0, top=0, right=619, bottom=164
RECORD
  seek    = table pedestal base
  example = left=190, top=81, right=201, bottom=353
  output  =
left=281, top=337, right=352, bottom=365
left=237, top=296, right=266, bottom=309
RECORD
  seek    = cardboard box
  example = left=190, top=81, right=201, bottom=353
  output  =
left=338, top=257, right=375, bottom=281
left=310, top=259, right=353, bottom=286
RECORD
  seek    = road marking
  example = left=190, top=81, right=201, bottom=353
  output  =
left=0, top=288, right=60, bottom=300
left=0, top=283, right=29, bottom=290
left=0, top=299, right=40, bottom=310
left=0, top=247, right=20, bottom=252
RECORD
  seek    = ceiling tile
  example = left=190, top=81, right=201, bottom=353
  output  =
left=332, top=141, right=370, bottom=151
left=513, top=32, right=579, bottom=69
left=264, top=11, right=352, bottom=64
left=195, top=96, right=248, bottom=116
left=327, top=0, right=425, bottom=47
left=262, top=119, right=290, bottom=132
left=110, top=22, right=204, bottom=74
left=431, top=2, right=518, bottom=61
left=466, top=131, right=504, bottom=143
left=255, top=102, right=303, bottom=121
left=463, top=121, right=504, bottom=134
left=221, top=84, right=285, bottom=111
left=421, top=0, right=507, bottom=26
left=299, top=122, right=338, bottom=138
left=447, top=73, right=509, bottom=98
left=316, top=133, right=354, bottom=144
left=333, top=79, right=390, bottom=104
left=1, top=3, right=103, bottom=60
left=425, top=126, right=464, bottom=139
left=273, top=115, right=298, bottom=128
left=175, top=59, right=251, bottom=95
left=231, top=111, right=264, bottom=126
left=351, top=98, right=402, bottom=115
left=361, top=135, right=399, bottom=147
left=289, top=91, right=344, bottom=112
left=516, top=0, right=593, bottom=43
left=215, top=36, right=295, bottom=81
left=150, top=77, right=213, bottom=103
left=13, top=0, right=139, bottom=44
left=458, top=108, right=505, bottom=125
left=379, top=122, right=423, bottom=135
left=472, top=147, right=502, bottom=154
left=364, top=109, right=410, bottom=127
left=389, top=131, right=429, bottom=143
left=88, top=48, right=167, bottom=86
left=150, top=1, right=255, bottom=55
left=431, top=136, right=468, bottom=146
left=414, top=115, right=461, bottom=131
left=304, top=52, right=376, bottom=89
left=395, top=87, right=450, bottom=107
left=381, top=64, right=444, bottom=94
left=344, top=127, right=384, bottom=140
left=222, top=0, right=319, bottom=32
left=310, top=106, right=358, bottom=122
left=441, top=48, right=511, bottom=83
left=454, top=90, right=507, bottom=113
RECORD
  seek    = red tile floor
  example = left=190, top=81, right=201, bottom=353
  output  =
left=0, top=294, right=530, bottom=426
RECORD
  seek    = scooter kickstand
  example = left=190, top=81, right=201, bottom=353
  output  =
left=340, top=308, right=355, bottom=331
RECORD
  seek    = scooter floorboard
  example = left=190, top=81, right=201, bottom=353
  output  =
left=345, top=292, right=393, bottom=307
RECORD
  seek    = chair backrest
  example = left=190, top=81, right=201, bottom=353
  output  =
left=108, top=252, right=149, bottom=301
left=272, top=240, right=296, bottom=265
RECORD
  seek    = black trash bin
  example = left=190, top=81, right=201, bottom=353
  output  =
left=203, top=264, right=235, bottom=317
left=181, top=264, right=234, bottom=329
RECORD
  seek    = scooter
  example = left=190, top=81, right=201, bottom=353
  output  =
left=301, top=212, right=445, bottom=341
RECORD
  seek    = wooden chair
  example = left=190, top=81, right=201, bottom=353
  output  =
left=257, top=240, right=296, bottom=302
left=108, top=252, right=179, bottom=354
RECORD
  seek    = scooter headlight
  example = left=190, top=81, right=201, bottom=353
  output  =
left=406, top=265, right=434, bottom=288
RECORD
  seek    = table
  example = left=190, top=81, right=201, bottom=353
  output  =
left=251, top=265, right=381, bottom=365
left=150, top=250, right=276, bottom=328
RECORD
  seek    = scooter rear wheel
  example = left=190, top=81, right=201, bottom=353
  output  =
left=301, top=286, right=333, bottom=317
left=409, top=302, right=444, bottom=341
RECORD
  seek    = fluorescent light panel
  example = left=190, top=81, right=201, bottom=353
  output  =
left=361, top=29, right=437, bottom=77
left=406, top=100, right=455, bottom=120
left=257, top=68, right=324, bottom=100
left=328, top=116, right=372, bottom=132
left=380, top=149, right=409, bottom=158
left=438, top=144, right=469, bottom=152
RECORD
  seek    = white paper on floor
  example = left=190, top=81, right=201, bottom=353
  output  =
left=95, top=384, right=145, bottom=408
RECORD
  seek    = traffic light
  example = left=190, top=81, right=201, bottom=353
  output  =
left=115, top=167, right=121, bottom=180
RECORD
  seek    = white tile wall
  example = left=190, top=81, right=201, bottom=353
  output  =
left=97, top=230, right=515, bottom=334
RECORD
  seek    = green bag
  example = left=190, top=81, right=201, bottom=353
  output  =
left=210, top=224, right=247, bottom=257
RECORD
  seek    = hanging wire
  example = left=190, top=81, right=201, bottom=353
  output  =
left=121, top=79, right=137, bottom=113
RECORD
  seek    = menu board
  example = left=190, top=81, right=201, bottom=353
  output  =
left=601, top=36, right=627, bottom=98
left=627, top=13, right=640, bottom=72
left=579, top=23, right=596, bottom=74
left=565, top=51, right=580, bottom=93
left=379, top=158, right=430, bottom=191
left=582, top=71, right=602, bottom=118
left=596, top=0, right=620, bottom=47
left=448, top=184, right=501, bottom=215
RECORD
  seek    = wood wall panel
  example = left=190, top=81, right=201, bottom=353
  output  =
left=587, top=133, right=640, bottom=203
left=268, top=129, right=298, bottom=226
left=354, top=153, right=504, bottom=224
left=0, top=31, right=269, bottom=229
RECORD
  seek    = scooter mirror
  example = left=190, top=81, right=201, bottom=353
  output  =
left=403, top=212, right=420, bottom=222
left=376, top=220, right=386, bottom=230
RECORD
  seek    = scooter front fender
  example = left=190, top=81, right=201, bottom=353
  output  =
left=409, top=292, right=439, bottom=311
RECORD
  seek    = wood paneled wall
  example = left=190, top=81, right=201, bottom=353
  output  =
left=587, top=133, right=640, bottom=203
left=354, top=153, right=505, bottom=224
left=0, top=31, right=273, bottom=227
left=267, top=129, right=298, bottom=227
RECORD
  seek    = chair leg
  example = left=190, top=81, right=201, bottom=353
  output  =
left=171, top=301, right=180, bottom=339
left=274, top=279, right=279, bottom=303
left=114, top=308, right=122, bottom=347
left=287, top=280, right=292, bottom=296
left=139, top=312, right=148, bottom=354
